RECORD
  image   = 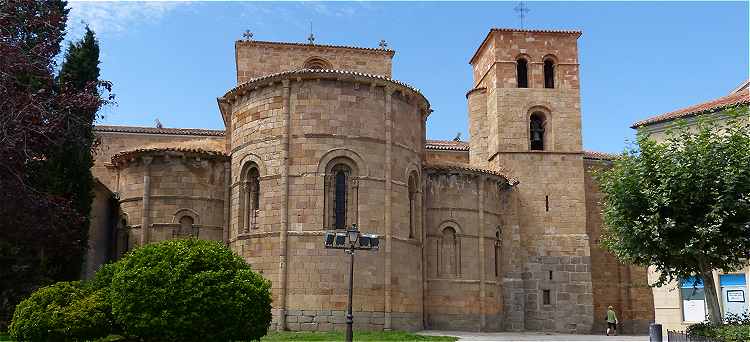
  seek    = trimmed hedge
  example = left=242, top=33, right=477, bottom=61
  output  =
left=8, top=281, right=112, bottom=341
left=9, top=239, right=272, bottom=342
left=109, top=239, right=272, bottom=341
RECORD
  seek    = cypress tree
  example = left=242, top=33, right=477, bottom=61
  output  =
left=34, top=26, right=103, bottom=280
left=0, top=0, right=107, bottom=328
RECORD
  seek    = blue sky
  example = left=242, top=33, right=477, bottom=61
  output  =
left=66, top=1, right=749, bottom=153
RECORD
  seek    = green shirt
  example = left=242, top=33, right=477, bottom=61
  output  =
left=607, top=309, right=618, bottom=323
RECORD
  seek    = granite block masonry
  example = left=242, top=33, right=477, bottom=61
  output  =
left=86, top=28, right=654, bottom=334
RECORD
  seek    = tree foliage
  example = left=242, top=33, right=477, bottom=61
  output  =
left=596, top=111, right=750, bottom=323
left=0, top=0, right=111, bottom=328
left=30, top=25, right=104, bottom=281
left=109, top=239, right=273, bottom=342
left=9, top=239, right=273, bottom=342
left=9, top=281, right=112, bottom=342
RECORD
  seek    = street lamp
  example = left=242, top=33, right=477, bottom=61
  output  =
left=324, top=224, right=379, bottom=342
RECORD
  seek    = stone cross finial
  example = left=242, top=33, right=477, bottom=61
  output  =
left=514, top=2, right=530, bottom=28
left=378, top=39, right=388, bottom=49
left=242, top=29, right=253, bottom=41
left=307, top=32, right=315, bottom=44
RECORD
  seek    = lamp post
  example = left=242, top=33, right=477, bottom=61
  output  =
left=324, top=224, right=379, bottom=342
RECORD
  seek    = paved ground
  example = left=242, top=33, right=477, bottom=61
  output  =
left=418, top=331, right=649, bottom=342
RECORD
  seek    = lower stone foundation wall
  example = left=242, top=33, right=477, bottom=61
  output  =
left=426, top=313, right=480, bottom=331
left=484, top=314, right=504, bottom=331
left=276, top=310, right=421, bottom=332
left=521, top=253, right=595, bottom=334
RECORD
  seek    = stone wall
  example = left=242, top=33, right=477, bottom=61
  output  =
left=83, top=28, right=659, bottom=334
left=83, top=180, right=116, bottom=279
left=584, top=159, right=654, bottom=334
left=235, top=41, right=393, bottom=83
left=468, top=88, right=489, bottom=168
left=426, top=150, right=469, bottom=165
left=114, top=150, right=227, bottom=248
left=93, top=129, right=225, bottom=191
left=223, top=70, right=429, bottom=331
left=469, top=29, right=594, bottom=334
left=423, top=167, right=514, bottom=331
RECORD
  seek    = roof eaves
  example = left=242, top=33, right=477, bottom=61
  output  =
left=236, top=40, right=396, bottom=57
left=111, top=147, right=228, bottom=165
left=424, top=162, right=518, bottom=186
left=583, top=150, right=618, bottom=161
left=220, top=69, right=430, bottom=110
left=94, top=125, right=226, bottom=137
left=631, top=92, right=749, bottom=129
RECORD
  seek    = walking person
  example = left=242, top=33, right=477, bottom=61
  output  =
left=606, top=305, right=619, bottom=336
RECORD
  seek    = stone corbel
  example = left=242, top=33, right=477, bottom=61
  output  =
left=141, top=156, right=153, bottom=167
left=384, top=85, right=395, bottom=96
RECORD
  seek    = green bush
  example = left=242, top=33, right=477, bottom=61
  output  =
left=687, top=311, right=750, bottom=342
left=109, top=239, right=272, bottom=341
left=8, top=281, right=112, bottom=341
left=713, top=324, right=750, bottom=342
left=8, top=239, right=271, bottom=341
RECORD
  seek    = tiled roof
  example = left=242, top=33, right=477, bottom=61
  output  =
left=94, top=125, right=225, bottom=137
left=425, top=139, right=470, bottom=151
left=631, top=87, right=749, bottom=128
left=424, top=162, right=518, bottom=185
left=425, top=140, right=613, bottom=162
left=470, top=27, right=582, bottom=64
left=583, top=150, right=618, bottom=161
left=731, top=80, right=749, bottom=93
left=220, top=69, right=429, bottom=109
left=111, top=147, right=227, bottom=165
left=236, top=40, right=395, bottom=56
left=490, top=27, right=583, bottom=35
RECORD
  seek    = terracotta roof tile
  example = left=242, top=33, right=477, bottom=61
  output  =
left=631, top=88, right=749, bottom=128
left=220, top=69, right=429, bottom=109
left=490, top=27, right=583, bottom=35
left=425, top=139, right=470, bottom=151
left=111, top=147, right=227, bottom=165
left=583, top=150, right=618, bottom=161
left=94, top=125, right=225, bottom=137
left=424, top=162, right=518, bottom=185
left=237, top=40, right=395, bottom=56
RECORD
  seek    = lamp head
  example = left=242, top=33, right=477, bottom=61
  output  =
left=347, top=224, right=360, bottom=244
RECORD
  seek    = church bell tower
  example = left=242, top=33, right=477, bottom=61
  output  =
left=467, top=28, right=593, bottom=333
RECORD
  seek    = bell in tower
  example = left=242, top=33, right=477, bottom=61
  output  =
left=530, top=113, right=545, bottom=151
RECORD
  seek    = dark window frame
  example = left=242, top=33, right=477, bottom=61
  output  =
left=516, top=58, right=529, bottom=88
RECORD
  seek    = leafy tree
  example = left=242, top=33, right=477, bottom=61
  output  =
left=31, top=25, right=105, bottom=280
left=596, top=112, right=750, bottom=325
left=0, top=0, right=110, bottom=328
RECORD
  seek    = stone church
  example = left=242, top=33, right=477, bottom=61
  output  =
left=87, top=28, right=655, bottom=333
